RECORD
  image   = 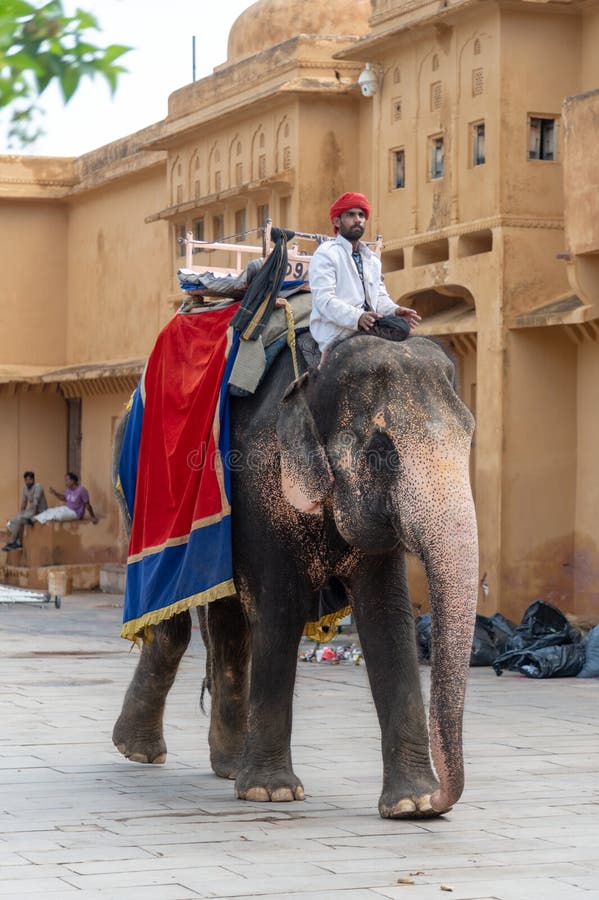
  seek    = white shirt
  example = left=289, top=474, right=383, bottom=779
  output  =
left=309, top=234, right=397, bottom=351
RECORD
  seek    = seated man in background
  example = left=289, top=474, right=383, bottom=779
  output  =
left=34, top=472, right=98, bottom=525
left=3, top=471, right=48, bottom=551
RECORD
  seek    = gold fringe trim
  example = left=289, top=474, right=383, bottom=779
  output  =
left=302, top=604, right=352, bottom=643
left=121, top=578, right=237, bottom=643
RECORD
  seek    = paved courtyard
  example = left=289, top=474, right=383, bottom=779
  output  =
left=1, top=591, right=598, bottom=900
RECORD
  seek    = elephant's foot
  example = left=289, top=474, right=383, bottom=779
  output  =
left=210, top=747, right=243, bottom=780
left=209, top=719, right=246, bottom=780
left=112, top=713, right=167, bottom=765
left=235, top=766, right=305, bottom=802
left=379, top=773, right=443, bottom=819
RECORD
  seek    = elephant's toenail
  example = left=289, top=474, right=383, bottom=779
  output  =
left=396, top=799, right=417, bottom=813
left=245, top=787, right=270, bottom=802
left=128, top=752, right=150, bottom=763
left=271, top=787, right=294, bottom=802
left=416, top=794, right=432, bottom=812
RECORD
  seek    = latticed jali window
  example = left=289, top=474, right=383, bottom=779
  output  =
left=472, top=67, right=484, bottom=97
left=430, top=81, right=442, bottom=111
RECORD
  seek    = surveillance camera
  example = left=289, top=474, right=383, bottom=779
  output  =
left=358, top=63, right=379, bottom=98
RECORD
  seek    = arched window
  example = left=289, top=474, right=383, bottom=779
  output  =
left=251, top=125, right=266, bottom=180
left=229, top=134, right=242, bottom=186
left=170, top=155, right=184, bottom=205
left=275, top=116, right=290, bottom=173
left=189, top=150, right=201, bottom=201
left=208, top=142, right=222, bottom=194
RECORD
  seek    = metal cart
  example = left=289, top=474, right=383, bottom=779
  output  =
left=0, top=583, right=61, bottom=608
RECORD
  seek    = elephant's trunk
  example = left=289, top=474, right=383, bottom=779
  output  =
left=424, top=486, right=478, bottom=813
left=399, top=446, right=478, bottom=814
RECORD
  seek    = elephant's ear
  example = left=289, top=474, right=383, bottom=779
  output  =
left=277, top=375, right=333, bottom=515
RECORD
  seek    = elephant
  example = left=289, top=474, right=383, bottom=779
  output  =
left=112, top=332, right=478, bottom=818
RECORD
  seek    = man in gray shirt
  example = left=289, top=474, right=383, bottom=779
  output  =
left=3, top=471, right=48, bottom=551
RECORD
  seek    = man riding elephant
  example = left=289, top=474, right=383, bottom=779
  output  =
left=112, top=201, right=478, bottom=819
left=309, top=191, right=420, bottom=350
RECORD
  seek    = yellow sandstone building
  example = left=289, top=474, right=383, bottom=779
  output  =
left=1, top=0, right=598, bottom=620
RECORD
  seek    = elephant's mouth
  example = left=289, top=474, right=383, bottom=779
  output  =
left=345, top=520, right=401, bottom=557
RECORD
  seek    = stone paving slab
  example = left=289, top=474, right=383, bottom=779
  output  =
left=1, top=592, right=598, bottom=899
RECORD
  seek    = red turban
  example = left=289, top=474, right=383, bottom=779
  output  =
left=329, top=192, right=371, bottom=231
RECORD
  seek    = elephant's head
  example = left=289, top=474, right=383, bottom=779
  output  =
left=277, top=335, right=479, bottom=813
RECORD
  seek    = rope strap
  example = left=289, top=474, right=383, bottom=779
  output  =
left=283, top=300, right=300, bottom=380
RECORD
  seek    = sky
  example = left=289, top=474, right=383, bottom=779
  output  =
left=4, top=0, right=255, bottom=157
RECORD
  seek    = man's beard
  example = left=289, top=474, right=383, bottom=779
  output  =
left=339, top=223, right=365, bottom=241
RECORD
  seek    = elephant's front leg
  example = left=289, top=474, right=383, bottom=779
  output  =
left=113, top=611, right=191, bottom=763
left=234, top=574, right=309, bottom=802
left=346, top=555, right=439, bottom=818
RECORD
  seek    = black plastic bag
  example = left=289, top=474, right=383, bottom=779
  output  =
left=470, top=615, right=500, bottom=666
left=415, top=613, right=431, bottom=662
left=504, top=599, right=573, bottom=653
left=415, top=612, right=515, bottom=667
left=578, top=624, right=599, bottom=678
left=488, top=612, right=517, bottom=653
left=495, top=643, right=585, bottom=678
left=493, top=600, right=583, bottom=677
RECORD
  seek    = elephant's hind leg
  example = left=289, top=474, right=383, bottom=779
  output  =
left=205, top=595, right=250, bottom=780
left=113, top=611, right=191, bottom=764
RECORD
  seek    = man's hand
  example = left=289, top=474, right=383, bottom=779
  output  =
left=395, top=306, right=421, bottom=328
left=358, top=311, right=382, bottom=331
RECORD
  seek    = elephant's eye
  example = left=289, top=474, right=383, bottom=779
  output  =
left=364, top=431, right=399, bottom=475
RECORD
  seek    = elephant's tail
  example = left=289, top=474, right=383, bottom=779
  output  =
left=200, top=676, right=211, bottom=715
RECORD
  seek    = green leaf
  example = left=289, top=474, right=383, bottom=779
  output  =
left=103, top=67, right=117, bottom=95
left=3, top=1, right=36, bottom=19
left=73, top=8, right=99, bottom=30
left=5, top=48, right=45, bottom=76
left=59, top=65, right=79, bottom=101
left=101, top=43, right=130, bottom=64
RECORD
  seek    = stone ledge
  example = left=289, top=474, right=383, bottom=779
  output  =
left=99, top=564, right=126, bottom=594
left=4, top=519, right=120, bottom=569
left=2, top=563, right=100, bottom=592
